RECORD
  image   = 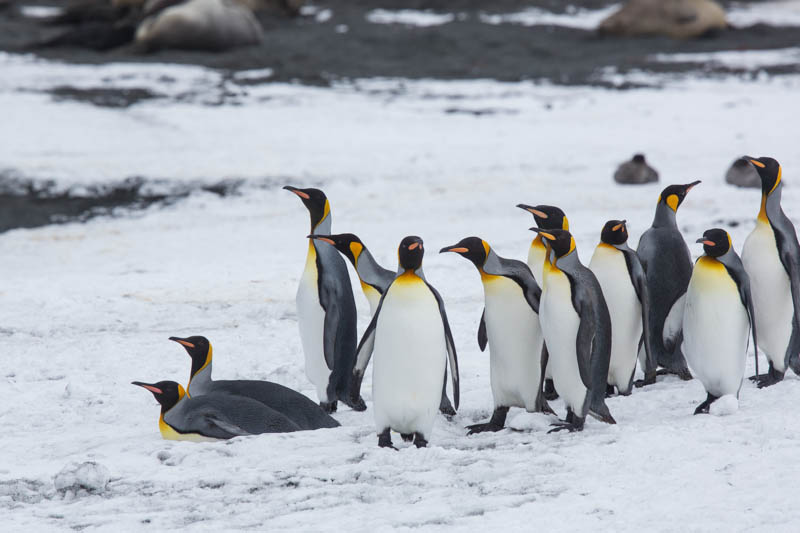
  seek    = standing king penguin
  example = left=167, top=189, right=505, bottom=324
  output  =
left=440, top=237, right=553, bottom=433
left=350, top=236, right=460, bottom=448
left=741, top=157, right=800, bottom=387
left=683, top=229, right=758, bottom=413
left=517, top=203, right=570, bottom=400
left=133, top=381, right=301, bottom=440
left=589, top=220, right=654, bottom=395
left=284, top=186, right=365, bottom=413
left=534, top=228, right=616, bottom=432
left=308, top=233, right=456, bottom=415
left=169, top=336, right=340, bottom=430
left=636, top=181, right=701, bottom=383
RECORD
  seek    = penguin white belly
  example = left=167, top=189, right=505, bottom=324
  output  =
left=683, top=258, right=749, bottom=397
left=540, top=269, right=587, bottom=414
left=742, top=221, right=793, bottom=371
left=527, top=241, right=552, bottom=380
left=296, top=249, right=331, bottom=401
left=483, top=276, right=544, bottom=410
left=361, top=282, right=382, bottom=315
left=589, top=246, right=641, bottom=390
left=372, top=278, right=446, bottom=438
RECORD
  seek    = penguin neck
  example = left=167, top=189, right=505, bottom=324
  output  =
left=188, top=347, right=213, bottom=395
left=652, top=203, right=678, bottom=229
left=310, top=214, right=332, bottom=235
left=530, top=235, right=545, bottom=250
left=355, top=247, right=390, bottom=287
left=759, top=185, right=782, bottom=226
left=396, top=268, right=423, bottom=282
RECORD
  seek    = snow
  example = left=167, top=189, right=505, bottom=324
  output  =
left=710, top=395, right=740, bottom=416
left=728, top=0, right=800, bottom=27
left=479, top=5, right=619, bottom=29
left=653, top=47, right=800, bottom=70
left=365, top=9, right=456, bottom=27
left=2, top=53, right=800, bottom=529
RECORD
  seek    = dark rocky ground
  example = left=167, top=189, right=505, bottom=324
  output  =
left=1, top=0, right=798, bottom=231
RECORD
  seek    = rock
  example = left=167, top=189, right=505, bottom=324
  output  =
left=725, top=157, right=760, bottom=188
left=614, top=154, right=659, bottom=185
left=598, top=0, right=728, bottom=39
left=54, top=461, right=110, bottom=496
left=136, top=0, right=263, bottom=52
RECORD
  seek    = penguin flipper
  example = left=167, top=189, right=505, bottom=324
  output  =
left=478, top=308, right=488, bottom=352
left=623, top=248, right=656, bottom=375
left=719, top=253, right=759, bottom=372
left=484, top=255, right=541, bottom=313
left=575, top=308, right=595, bottom=391
left=425, top=281, right=460, bottom=410
left=662, top=293, right=686, bottom=354
left=351, top=293, right=385, bottom=403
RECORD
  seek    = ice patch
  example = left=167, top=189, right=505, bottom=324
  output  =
left=653, top=48, right=800, bottom=70
left=53, top=462, right=110, bottom=497
left=728, top=0, right=800, bottom=27
left=365, top=9, right=455, bottom=27
left=479, top=5, right=620, bottom=30
left=710, top=395, right=740, bottom=416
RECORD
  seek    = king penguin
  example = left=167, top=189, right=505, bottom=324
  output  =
left=169, top=336, right=340, bottom=430
left=284, top=186, right=365, bottom=413
left=440, top=237, right=553, bottom=433
left=132, top=380, right=301, bottom=440
left=534, top=228, right=615, bottom=432
left=350, top=236, right=460, bottom=448
left=636, top=180, right=701, bottom=384
left=589, top=220, right=654, bottom=396
left=308, top=233, right=457, bottom=416
left=741, top=156, right=800, bottom=387
left=684, top=229, right=758, bottom=414
left=517, top=203, right=570, bottom=400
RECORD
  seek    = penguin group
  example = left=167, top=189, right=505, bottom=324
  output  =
left=133, top=156, right=799, bottom=448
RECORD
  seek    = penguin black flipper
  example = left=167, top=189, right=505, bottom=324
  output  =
left=424, top=281, right=460, bottom=410
left=718, top=252, right=759, bottom=364
left=620, top=247, right=656, bottom=378
left=350, top=292, right=386, bottom=405
left=774, top=223, right=800, bottom=369
left=483, top=254, right=541, bottom=313
left=478, top=308, right=488, bottom=352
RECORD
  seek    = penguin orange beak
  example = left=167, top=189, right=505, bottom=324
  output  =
left=440, top=245, right=469, bottom=254
left=517, top=204, right=547, bottom=218
left=530, top=228, right=556, bottom=241
left=308, top=235, right=335, bottom=245
left=132, top=381, right=162, bottom=394
left=283, top=185, right=310, bottom=199
left=169, top=337, right=195, bottom=349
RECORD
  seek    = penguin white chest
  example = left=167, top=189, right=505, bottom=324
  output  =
left=296, top=247, right=331, bottom=400
left=683, top=258, right=749, bottom=397
left=372, top=277, right=446, bottom=437
left=589, top=245, right=641, bottom=390
left=527, top=241, right=547, bottom=287
left=540, top=268, right=587, bottom=414
left=742, top=221, right=793, bottom=370
left=483, top=276, right=544, bottom=410
left=361, top=282, right=382, bottom=315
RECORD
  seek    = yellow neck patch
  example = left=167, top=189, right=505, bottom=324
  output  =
left=758, top=194, right=769, bottom=225
left=395, top=270, right=423, bottom=285
left=696, top=255, right=726, bottom=272
left=531, top=235, right=544, bottom=250
left=666, top=194, right=679, bottom=212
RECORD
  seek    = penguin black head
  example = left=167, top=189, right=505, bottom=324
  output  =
left=517, top=204, right=569, bottom=230
left=169, top=336, right=212, bottom=379
left=744, top=156, right=782, bottom=196
left=600, top=220, right=629, bottom=246
left=531, top=228, right=575, bottom=259
left=658, top=181, right=701, bottom=212
left=439, top=237, right=488, bottom=268
left=307, top=233, right=364, bottom=265
left=284, top=186, right=330, bottom=231
left=398, top=236, right=424, bottom=272
left=696, top=228, right=732, bottom=258
left=132, top=380, right=185, bottom=413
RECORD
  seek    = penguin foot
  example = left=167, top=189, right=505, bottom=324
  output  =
left=605, top=385, right=616, bottom=398
left=547, top=421, right=584, bottom=434
left=655, top=367, right=693, bottom=381
left=466, top=421, right=505, bottom=435
left=634, top=371, right=657, bottom=388
left=438, top=401, right=456, bottom=417
left=401, top=433, right=414, bottom=442
left=413, top=433, right=428, bottom=448
left=378, top=429, right=396, bottom=450
left=756, top=373, right=784, bottom=388
left=543, top=379, right=559, bottom=400
left=693, top=393, right=719, bottom=415
left=341, top=395, right=367, bottom=412
left=320, top=401, right=338, bottom=414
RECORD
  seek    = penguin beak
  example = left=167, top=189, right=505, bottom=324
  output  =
left=283, top=185, right=310, bottom=199
left=440, top=245, right=469, bottom=254
left=308, top=235, right=335, bottom=245
left=530, top=228, right=556, bottom=241
left=169, top=337, right=195, bottom=349
left=684, top=180, right=701, bottom=192
left=132, top=381, right=162, bottom=394
left=517, top=204, right=547, bottom=218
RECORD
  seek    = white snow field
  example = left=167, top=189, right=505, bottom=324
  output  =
left=2, top=53, right=800, bottom=531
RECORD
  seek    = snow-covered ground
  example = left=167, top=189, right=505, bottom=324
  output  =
left=2, top=51, right=800, bottom=530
